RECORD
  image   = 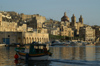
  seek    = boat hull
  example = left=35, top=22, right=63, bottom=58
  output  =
left=19, top=55, right=49, bottom=60
left=17, top=52, right=51, bottom=60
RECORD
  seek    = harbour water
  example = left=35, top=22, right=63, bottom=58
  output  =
left=0, top=44, right=100, bottom=66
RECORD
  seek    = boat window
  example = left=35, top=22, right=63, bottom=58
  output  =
left=25, top=45, right=30, bottom=49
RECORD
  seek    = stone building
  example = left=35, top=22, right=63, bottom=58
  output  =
left=60, top=21, right=74, bottom=37
left=70, top=14, right=83, bottom=35
left=42, top=19, right=60, bottom=28
left=42, top=19, right=60, bottom=35
left=27, top=15, right=46, bottom=32
left=79, top=26, right=95, bottom=41
left=0, top=13, right=49, bottom=44
left=50, top=28, right=60, bottom=35
left=92, top=26, right=100, bottom=41
left=20, top=13, right=40, bottom=21
left=61, top=12, right=84, bottom=36
left=0, top=21, right=27, bottom=32
left=60, top=25, right=74, bottom=37
left=23, top=32, right=49, bottom=44
left=20, top=13, right=33, bottom=21
left=61, top=12, right=70, bottom=22
left=0, top=13, right=2, bottom=25
left=0, top=32, right=49, bottom=44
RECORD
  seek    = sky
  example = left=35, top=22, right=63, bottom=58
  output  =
left=0, top=0, right=100, bottom=25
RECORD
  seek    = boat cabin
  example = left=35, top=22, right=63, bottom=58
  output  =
left=22, top=44, right=48, bottom=54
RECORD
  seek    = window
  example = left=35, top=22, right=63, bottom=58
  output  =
left=8, top=35, right=10, bottom=37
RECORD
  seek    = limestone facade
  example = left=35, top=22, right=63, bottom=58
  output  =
left=27, top=15, right=46, bottom=29
left=0, top=21, right=27, bottom=32
left=60, top=24, right=74, bottom=37
left=50, top=28, right=60, bottom=35
left=92, top=26, right=100, bottom=40
left=0, top=13, right=49, bottom=44
left=95, top=28, right=100, bottom=38
left=23, top=32, right=49, bottom=44
left=79, top=26, right=95, bottom=41
left=20, top=13, right=43, bottom=21
left=70, top=14, right=83, bottom=35
left=0, top=32, right=49, bottom=44
left=61, top=12, right=84, bottom=36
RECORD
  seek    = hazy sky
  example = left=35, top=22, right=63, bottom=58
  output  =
left=0, top=0, right=100, bottom=25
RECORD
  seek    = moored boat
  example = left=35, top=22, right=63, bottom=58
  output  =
left=51, top=40, right=64, bottom=46
left=15, top=43, right=52, bottom=60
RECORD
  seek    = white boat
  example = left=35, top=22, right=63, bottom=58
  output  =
left=51, top=40, right=64, bottom=46
left=63, top=41, right=71, bottom=45
left=76, top=41, right=83, bottom=46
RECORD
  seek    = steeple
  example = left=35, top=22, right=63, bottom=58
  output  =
left=80, top=15, right=82, bottom=18
left=64, top=12, right=66, bottom=16
left=73, top=14, right=75, bottom=17
left=71, top=14, right=76, bottom=23
left=79, top=15, right=83, bottom=24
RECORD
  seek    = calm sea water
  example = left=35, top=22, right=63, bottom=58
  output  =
left=0, top=44, right=100, bottom=66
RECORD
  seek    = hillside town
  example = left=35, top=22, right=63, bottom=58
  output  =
left=0, top=11, right=100, bottom=45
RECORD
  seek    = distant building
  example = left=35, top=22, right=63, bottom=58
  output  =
left=50, top=28, right=60, bottom=35
left=27, top=14, right=46, bottom=32
left=60, top=12, right=84, bottom=36
left=0, top=13, right=49, bottom=44
left=79, top=26, right=95, bottom=41
left=42, top=19, right=60, bottom=35
left=60, top=25, right=74, bottom=37
left=92, top=26, right=100, bottom=41
left=0, top=32, right=49, bottom=44
left=61, top=12, right=70, bottom=22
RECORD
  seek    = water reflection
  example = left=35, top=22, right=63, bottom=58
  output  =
left=95, top=43, right=100, bottom=61
left=86, top=45, right=96, bottom=61
left=0, top=45, right=100, bottom=66
left=0, top=46, right=16, bottom=66
left=15, top=60, right=51, bottom=66
left=50, top=45, right=98, bottom=61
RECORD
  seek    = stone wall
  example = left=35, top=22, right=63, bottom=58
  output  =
left=0, top=32, right=49, bottom=44
left=79, top=26, right=95, bottom=41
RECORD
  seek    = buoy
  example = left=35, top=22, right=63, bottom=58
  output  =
left=14, top=59, right=18, bottom=64
left=14, top=53, right=19, bottom=60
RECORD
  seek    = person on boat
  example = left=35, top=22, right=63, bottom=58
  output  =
left=29, top=44, right=36, bottom=54
left=43, top=46, right=47, bottom=54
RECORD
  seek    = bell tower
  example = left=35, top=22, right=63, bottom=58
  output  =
left=79, top=15, right=83, bottom=24
left=71, top=14, right=76, bottom=26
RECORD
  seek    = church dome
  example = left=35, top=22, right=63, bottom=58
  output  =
left=61, top=12, right=69, bottom=22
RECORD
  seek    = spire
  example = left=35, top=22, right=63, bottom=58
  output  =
left=64, top=12, right=66, bottom=16
left=71, top=14, right=76, bottom=23
left=73, top=14, right=75, bottom=16
left=72, top=14, right=75, bottom=17
left=80, top=15, right=82, bottom=18
left=79, top=15, right=83, bottom=24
